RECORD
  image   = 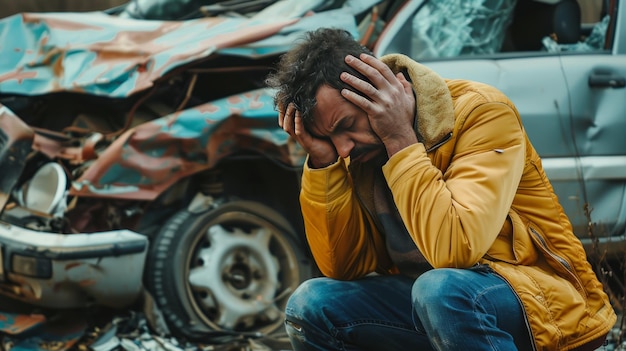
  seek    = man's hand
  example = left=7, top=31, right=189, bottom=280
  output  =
left=341, top=54, right=417, bottom=157
left=279, top=102, right=338, bottom=168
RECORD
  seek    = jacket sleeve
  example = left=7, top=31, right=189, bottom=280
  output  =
left=382, top=101, right=525, bottom=268
left=299, top=157, right=387, bottom=279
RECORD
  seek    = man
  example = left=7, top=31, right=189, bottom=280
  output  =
left=265, top=28, right=615, bottom=351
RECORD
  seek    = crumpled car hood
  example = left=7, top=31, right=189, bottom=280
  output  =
left=0, top=12, right=293, bottom=97
left=0, top=8, right=358, bottom=97
left=71, top=88, right=305, bottom=200
left=0, top=6, right=361, bottom=200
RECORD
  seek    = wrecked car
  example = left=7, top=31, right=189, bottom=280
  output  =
left=0, top=0, right=384, bottom=340
left=372, top=0, right=626, bottom=259
left=0, top=0, right=624, bottom=343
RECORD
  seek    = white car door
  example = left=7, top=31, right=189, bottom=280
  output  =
left=373, top=0, right=626, bottom=255
left=556, top=4, right=626, bottom=253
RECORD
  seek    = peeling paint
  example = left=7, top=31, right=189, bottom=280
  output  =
left=0, top=12, right=299, bottom=97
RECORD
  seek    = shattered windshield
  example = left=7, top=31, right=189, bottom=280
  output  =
left=377, top=0, right=610, bottom=59
left=408, top=0, right=516, bottom=59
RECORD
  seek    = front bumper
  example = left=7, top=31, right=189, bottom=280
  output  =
left=0, top=221, right=147, bottom=309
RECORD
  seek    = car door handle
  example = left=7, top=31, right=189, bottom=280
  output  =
left=588, top=70, right=626, bottom=88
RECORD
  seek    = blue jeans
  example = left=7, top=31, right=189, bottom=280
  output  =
left=284, top=266, right=534, bottom=351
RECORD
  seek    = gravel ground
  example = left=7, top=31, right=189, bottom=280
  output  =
left=0, top=294, right=622, bottom=351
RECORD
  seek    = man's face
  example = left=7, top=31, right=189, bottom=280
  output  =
left=308, top=85, right=384, bottom=164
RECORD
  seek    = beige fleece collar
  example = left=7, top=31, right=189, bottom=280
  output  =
left=380, top=54, right=454, bottom=151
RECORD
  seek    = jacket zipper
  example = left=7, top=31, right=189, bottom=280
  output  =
left=425, top=132, right=453, bottom=153
left=529, top=227, right=587, bottom=298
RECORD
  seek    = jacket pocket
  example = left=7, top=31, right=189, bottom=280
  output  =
left=527, top=224, right=587, bottom=298
left=485, top=210, right=539, bottom=265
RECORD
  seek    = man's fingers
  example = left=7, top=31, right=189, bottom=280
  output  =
left=294, top=111, right=316, bottom=147
left=341, top=72, right=378, bottom=100
left=397, top=72, right=413, bottom=94
left=345, top=54, right=397, bottom=87
left=294, top=109, right=304, bottom=136
left=341, top=88, right=373, bottom=113
left=278, top=106, right=284, bottom=128
left=360, top=54, right=399, bottom=82
left=282, top=103, right=296, bottom=135
left=282, top=103, right=310, bottom=143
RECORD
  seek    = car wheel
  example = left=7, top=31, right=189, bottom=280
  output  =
left=145, top=200, right=313, bottom=340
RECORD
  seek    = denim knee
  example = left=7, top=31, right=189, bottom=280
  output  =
left=284, top=277, right=336, bottom=327
left=410, top=267, right=531, bottom=350
left=286, top=278, right=317, bottom=319
left=412, top=269, right=457, bottom=306
left=411, top=268, right=484, bottom=317
left=284, top=278, right=343, bottom=350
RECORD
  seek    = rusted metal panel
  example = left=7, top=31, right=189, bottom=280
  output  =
left=0, top=12, right=296, bottom=97
left=71, top=88, right=307, bottom=199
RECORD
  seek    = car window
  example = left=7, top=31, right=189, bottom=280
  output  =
left=405, top=0, right=517, bottom=59
left=374, top=0, right=612, bottom=59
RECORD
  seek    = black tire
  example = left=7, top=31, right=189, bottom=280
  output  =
left=145, top=200, right=313, bottom=340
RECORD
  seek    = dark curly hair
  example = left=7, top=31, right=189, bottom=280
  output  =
left=265, top=27, right=373, bottom=124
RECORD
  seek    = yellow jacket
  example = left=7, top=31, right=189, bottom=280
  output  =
left=299, top=54, right=616, bottom=350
